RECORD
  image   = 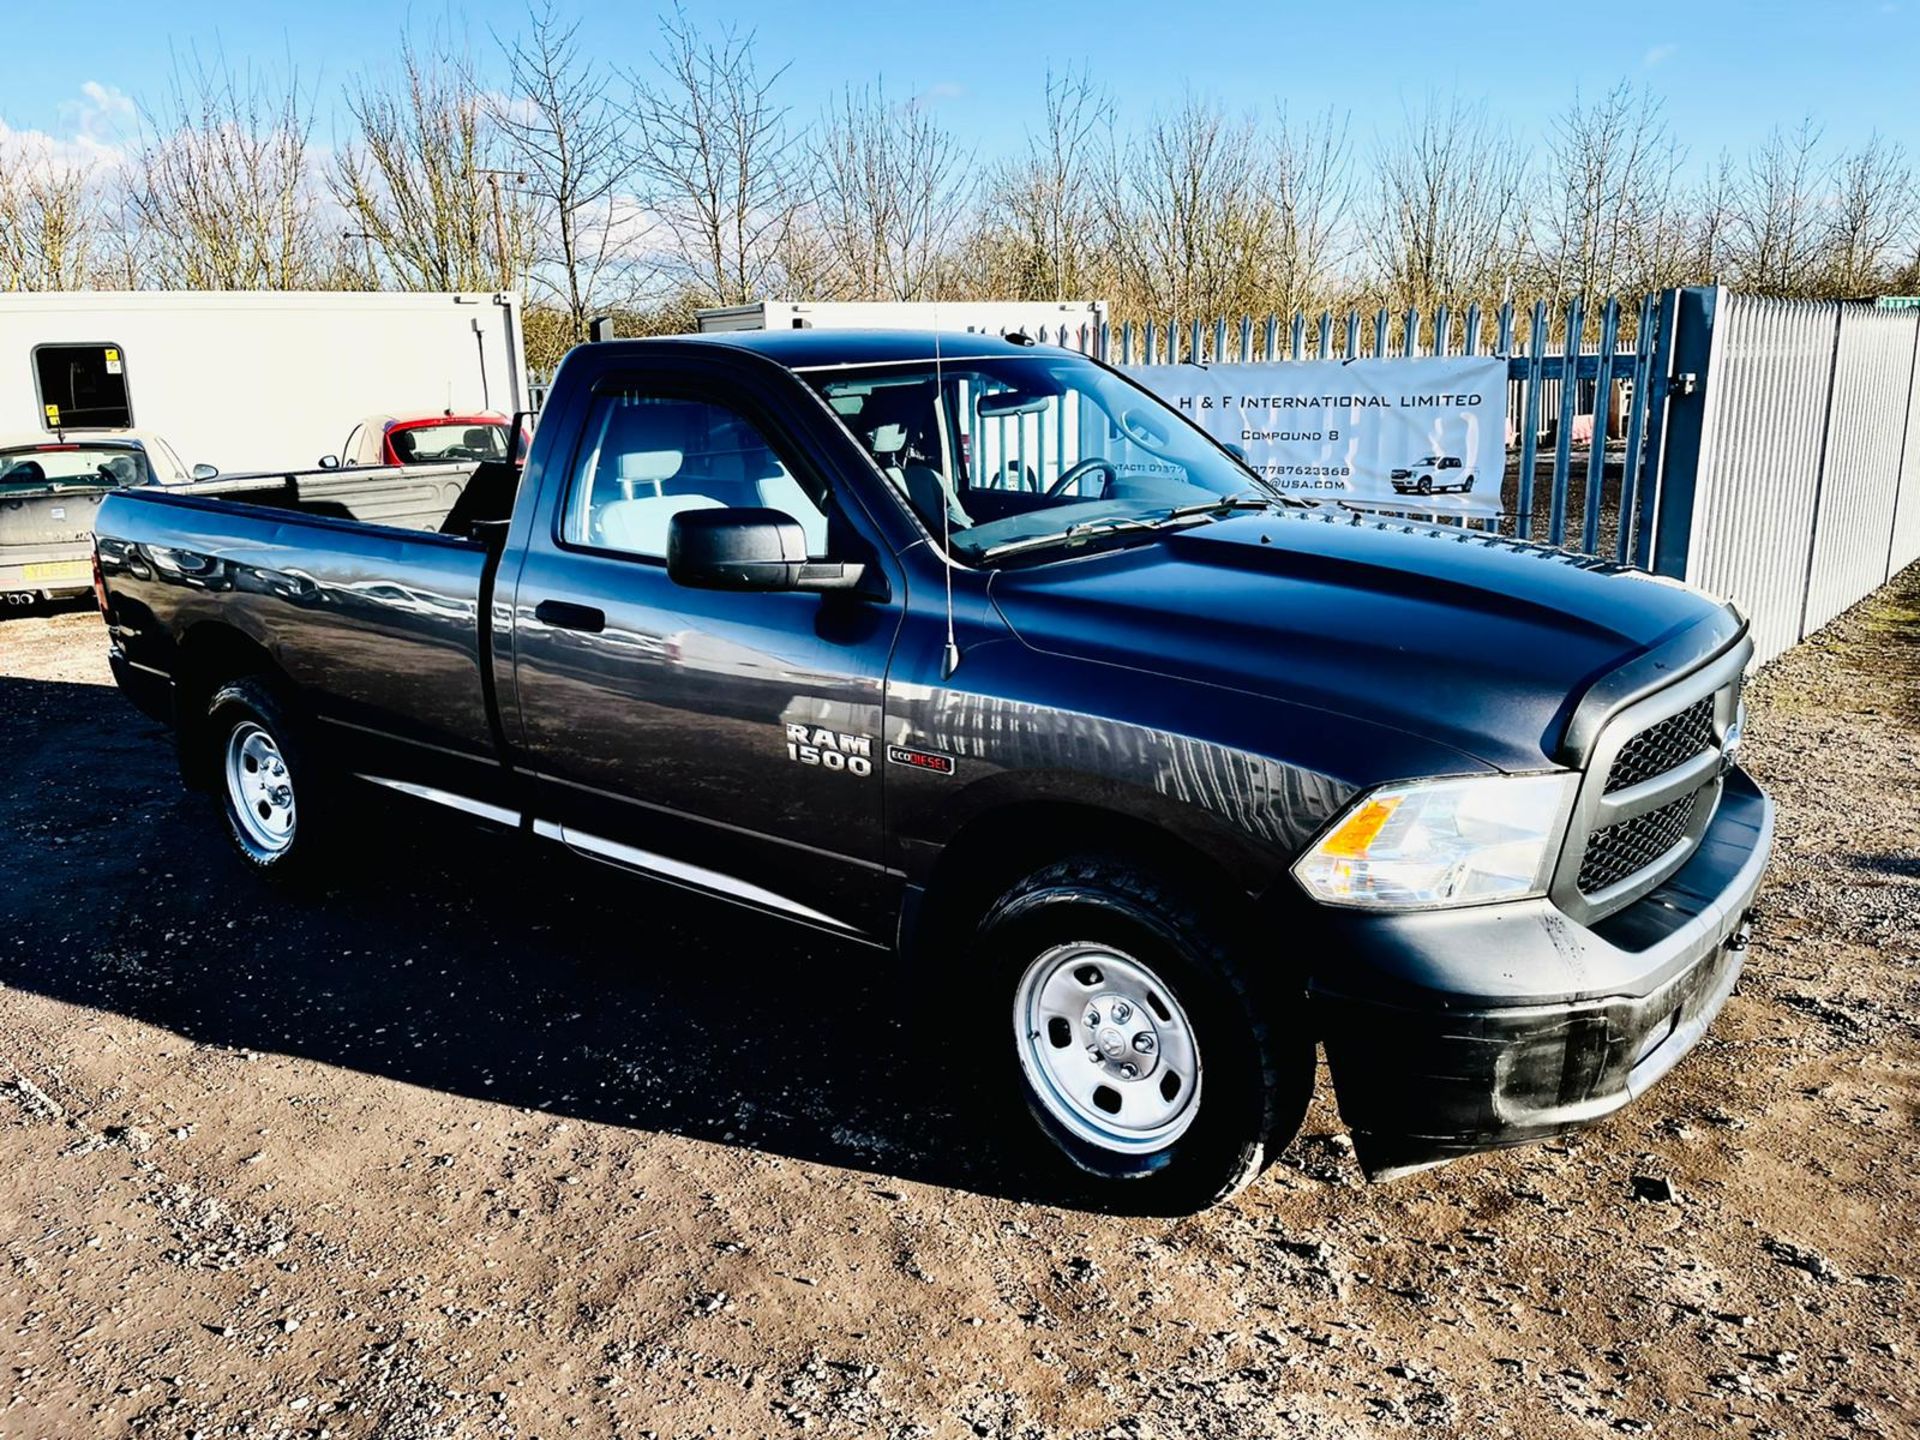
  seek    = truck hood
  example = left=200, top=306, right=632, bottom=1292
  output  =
left=987, top=509, right=1729, bottom=774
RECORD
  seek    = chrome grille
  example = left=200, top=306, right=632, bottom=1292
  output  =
left=1579, top=790, right=1701, bottom=893
left=1604, top=697, right=1715, bottom=794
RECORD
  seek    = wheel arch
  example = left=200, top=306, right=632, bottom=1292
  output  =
left=902, top=798, right=1274, bottom=968
left=173, top=622, right=289, bottom=788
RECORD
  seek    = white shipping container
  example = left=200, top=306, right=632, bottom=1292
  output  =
left=0, top=290, right=527, bottom=475
left=695, top=299, right=1107, bottom=343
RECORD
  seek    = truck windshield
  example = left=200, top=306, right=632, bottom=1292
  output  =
left=0, top=444, right=151, bottom=491
left=802, top=353, right=1280, bottom=562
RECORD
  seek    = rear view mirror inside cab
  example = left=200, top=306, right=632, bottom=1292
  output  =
left=976, top=388, right=1056, bottom=418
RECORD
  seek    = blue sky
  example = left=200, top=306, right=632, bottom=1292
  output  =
left=1, top=0, right=1914, bottom=170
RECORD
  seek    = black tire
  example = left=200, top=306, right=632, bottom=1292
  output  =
left=974, top=855, right=1313, bottom=1214
left=1417, top=476, right=1432, bottom=495
left=1463, top=475, right=1475, bottom=493
left=204, top=676, right=341, bottom=885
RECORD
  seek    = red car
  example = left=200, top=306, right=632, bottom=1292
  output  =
left=321, top=412, right=519, bottom=469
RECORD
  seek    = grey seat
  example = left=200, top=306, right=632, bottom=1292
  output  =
left=596, top=449, right=725, bottom=555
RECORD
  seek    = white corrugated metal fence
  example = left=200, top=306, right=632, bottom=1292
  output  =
left=1681, top=292, right=1920, bottom=665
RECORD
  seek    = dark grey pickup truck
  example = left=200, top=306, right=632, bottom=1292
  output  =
left=93, top=331, right=1773, bottom=1211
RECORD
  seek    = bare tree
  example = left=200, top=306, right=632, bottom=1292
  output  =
left=976, top=67, right=1106, bottom=301
left=132, top=55, right=327, bottom=289
left=1681, top=151, right=1740, bottom=286
left=1539, top=83, right=1685, bottom=303
left=89, top=186, right=153, bottom=289
left=0, top=144, right=99, bottom=289
left=769, top=212, right=839, bottom=299
left=333, top=37, right=536, bottom=291
left=1727, top=118, right=1831, bottom=296
left=812, top=82, right=974, bottom=302
left=492, top=1, right=650, bottom=342
left=1366, top=96, right=1531, bottom=316
left=1822, top=135, right=1913, bottom=297
left=1094, top=94, right=1284, bottom=324
left=628, top=6, right=800, bottom=306
left=1265, top=106, right=1356, bottom=319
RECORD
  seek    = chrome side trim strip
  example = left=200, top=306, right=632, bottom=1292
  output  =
left=532, top=819, right=856, bottom=933
left=357, top=775, right=521, bottom=828
left=534, top=767, right=900, bottom=874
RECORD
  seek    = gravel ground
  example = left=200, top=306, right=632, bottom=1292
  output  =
left=1, top=576, right=1916, bottom=1440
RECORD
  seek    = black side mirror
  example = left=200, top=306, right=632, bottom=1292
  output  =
left=318, top=455, right=340, bottom=470
left=667, top=508, right=868, bottom=593
left=508, top=409, right=536, bottom=465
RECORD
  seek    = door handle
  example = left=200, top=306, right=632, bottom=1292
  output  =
left=533, top=598, right=606, bottom=633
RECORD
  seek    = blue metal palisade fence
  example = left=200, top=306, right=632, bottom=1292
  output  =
left=1020, top=293, right=1675, bottom=569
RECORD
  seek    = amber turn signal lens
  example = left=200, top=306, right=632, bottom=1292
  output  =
left=1317, top=795, right=1402, bottom=858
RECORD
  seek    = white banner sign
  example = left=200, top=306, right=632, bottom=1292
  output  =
left=1127, top=356, right=1509, bottom=515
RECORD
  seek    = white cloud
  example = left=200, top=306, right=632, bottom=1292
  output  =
left=911, top=81, right=967, bottom=110
left=1642, top=43, right=1678, bottom=68
left=2, top=80, right=137, bottom=174
left=62, top=81, right=137, bottom=146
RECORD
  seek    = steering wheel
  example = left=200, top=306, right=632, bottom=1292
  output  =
left=1045, top=457, right=1119, bottom=499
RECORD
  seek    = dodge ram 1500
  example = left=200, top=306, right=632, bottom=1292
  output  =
left=92, top=330, right=1772, bottom=1211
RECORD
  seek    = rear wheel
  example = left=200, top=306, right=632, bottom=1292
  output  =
left=206, top=677, right=339, bottom=883
left=975, top=856, right=1313, bottom=1213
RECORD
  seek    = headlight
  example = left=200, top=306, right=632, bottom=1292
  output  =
left=1293, top=773, right=1576, bottom=910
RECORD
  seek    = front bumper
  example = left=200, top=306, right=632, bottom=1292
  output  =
left=1309, top=767, right=1773, bottom=1178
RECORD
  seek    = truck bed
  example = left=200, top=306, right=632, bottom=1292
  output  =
left=6, top=460, right=489, bottom=599
left=164, top=460, right=485, bottom=533
left=95, top=461, right=513, bottom=768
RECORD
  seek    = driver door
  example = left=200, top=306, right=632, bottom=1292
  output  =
left=507, top=367, right=905, bottom=939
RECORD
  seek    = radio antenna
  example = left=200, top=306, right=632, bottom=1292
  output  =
left=934, top=291, right=961, bottom=678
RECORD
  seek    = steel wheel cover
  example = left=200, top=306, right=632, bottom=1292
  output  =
left=224, top=720, right=296, bottom=858
left=1013, top=941, right=1203, bottom=1154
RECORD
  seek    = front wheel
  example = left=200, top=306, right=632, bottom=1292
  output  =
left=976, top=857, right=1313, bottom=1213
left=206, top=677, right=340, bottom=883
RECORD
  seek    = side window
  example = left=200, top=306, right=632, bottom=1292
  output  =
left=35, top=343, right=132, bottom=430
left=562, top=390, right=830, bottom=561
left=340, top=425, right=363, bottom=465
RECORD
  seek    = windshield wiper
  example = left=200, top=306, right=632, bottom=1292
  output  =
left=978, top=513, right=1182, bottom=561
left=979, top=495, right=1287, bottom=562
left=1157, top=494, right=1285, bottom=522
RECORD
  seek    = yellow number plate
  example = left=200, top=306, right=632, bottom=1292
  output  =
left=22, top=561, right=90, bottom=583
